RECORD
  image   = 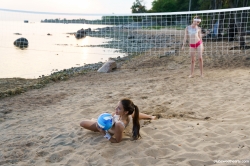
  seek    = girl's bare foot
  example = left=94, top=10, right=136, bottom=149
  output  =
left=201, top=74, right=204, bottom=77
left=189, top=75, right=193, bottom=78
left=151, top=116, right=156, bottom=120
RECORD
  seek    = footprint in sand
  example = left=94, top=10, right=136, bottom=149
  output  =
left=46, top=149, right=73, bottom=163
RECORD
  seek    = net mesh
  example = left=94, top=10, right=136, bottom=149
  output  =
left=1, top=7, right=250, bottom=60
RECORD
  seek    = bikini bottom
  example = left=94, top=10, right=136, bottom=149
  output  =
left=190, top=40, right=202, bottom=48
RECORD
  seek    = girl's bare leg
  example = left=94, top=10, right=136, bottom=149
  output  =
left=197, top=45, right=203, bottom=77
left=80, top=120, right=99, bottom=132
left=190, top=48, right=196, bottom=77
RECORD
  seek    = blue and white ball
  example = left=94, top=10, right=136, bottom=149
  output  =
left=97, top=113, right=113, bottom=130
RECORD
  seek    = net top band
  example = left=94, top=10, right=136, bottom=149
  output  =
left=0, top=7, right=250, bottom=16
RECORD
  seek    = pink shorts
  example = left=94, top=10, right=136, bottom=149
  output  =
left=190, top=40, right=202, bottom=48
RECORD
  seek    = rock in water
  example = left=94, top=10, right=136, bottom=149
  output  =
left=75, top=28, right=91, bottom=39
left=97, top=60, right=117, bottom=73
left=14, top=38, right=28, bottom=47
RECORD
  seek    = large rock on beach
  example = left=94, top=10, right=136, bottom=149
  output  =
left=75, top=28, right=91, bottom=39
left=97, top=60, right=117, bottom=73
left=14, top=38, right=28, bottom=47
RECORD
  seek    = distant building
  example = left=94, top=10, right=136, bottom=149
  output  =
left=24, top=20, right=28, bottom=23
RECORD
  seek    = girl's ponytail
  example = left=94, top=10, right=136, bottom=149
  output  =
left=132, top=105, right=141, bottom=139
left=120, top=98, right=141, bottom=140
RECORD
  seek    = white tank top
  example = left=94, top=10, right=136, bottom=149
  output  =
left=188, top=26, right=198, bottom=35
left=113, top=115, right=132, bottom=129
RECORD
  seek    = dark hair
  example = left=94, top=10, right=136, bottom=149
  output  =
left=192, top=15, right=201, bottom=24
left=120, top=98, right=141, bottom=140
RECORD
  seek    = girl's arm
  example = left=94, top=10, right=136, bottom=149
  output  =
left=96, top=122, right=123, bottom=143
left=131, top=112, right=156, bottom=120
left=111, top=122, right=123, bottom=143
left=182, top=27, right=188, bottom=50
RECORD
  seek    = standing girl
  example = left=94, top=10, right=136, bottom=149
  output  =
left=182, top=15, right=208, bottom=77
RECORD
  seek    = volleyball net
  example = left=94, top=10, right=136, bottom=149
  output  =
left=0, top=7, right=250, bottom=59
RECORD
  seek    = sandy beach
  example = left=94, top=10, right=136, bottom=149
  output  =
left=1, top=53, right=250, bottom=165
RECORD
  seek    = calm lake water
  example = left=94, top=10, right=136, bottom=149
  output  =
left=0, top=21, right=124, bottom=78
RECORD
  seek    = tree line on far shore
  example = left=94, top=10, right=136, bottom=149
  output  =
left=41, top=0, right=248, bottom=25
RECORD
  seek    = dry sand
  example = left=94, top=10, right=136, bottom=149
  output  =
left=1, top=54, right=250, bottom=166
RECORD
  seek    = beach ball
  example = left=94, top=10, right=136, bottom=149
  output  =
left=97, top=113, right=113, bottom=130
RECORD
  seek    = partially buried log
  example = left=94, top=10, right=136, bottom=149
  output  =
left=97, top=60, right=117, bottom=73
